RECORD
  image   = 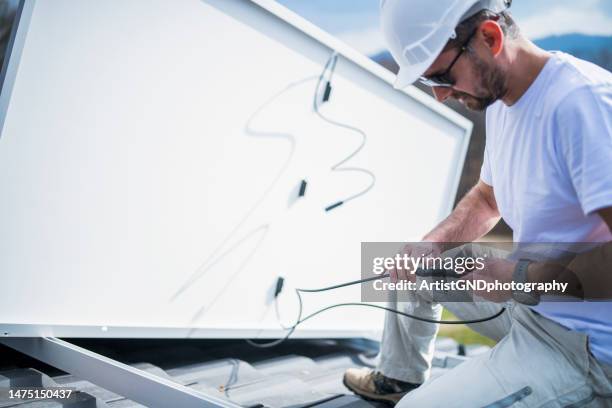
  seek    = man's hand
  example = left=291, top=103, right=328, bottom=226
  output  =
left=388, top=242, right=444, bottom=283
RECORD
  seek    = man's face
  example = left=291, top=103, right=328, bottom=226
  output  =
left=423, top=38, right=507, bottom=111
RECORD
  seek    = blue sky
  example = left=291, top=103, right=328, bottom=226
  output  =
left=277, top=0, right=612, bottom=55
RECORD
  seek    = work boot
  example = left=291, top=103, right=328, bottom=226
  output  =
left=343, top=368, right=420, bottom=404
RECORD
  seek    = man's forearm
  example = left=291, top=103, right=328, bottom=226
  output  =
left=423, top=181, right=501, bottom=244
left=527, top=241, right=612, bottom=300
left=526, top=208, right=612, bottom=300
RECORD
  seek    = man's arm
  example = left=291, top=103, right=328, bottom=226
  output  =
left=423, top=180, right=501, bottom=244
left=597, top=207, right=612, bottom=231
left=390, top=180, right=501, bottom=282
left=526, top=207, right=612, bottom=300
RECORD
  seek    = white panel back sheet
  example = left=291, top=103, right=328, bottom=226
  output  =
left=0, top=0, right=470, bottom=338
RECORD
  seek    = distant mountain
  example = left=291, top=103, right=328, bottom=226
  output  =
left=534, top=34, right=612, bottom=54
left=534, top=34, right=612, bottom=71
left=370, top=33, right=612, bottom=73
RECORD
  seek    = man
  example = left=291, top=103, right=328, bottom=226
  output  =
left=343, top=0, right=612, bottom=406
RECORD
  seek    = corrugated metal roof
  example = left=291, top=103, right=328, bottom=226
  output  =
left=0, top=338, right=489, bottom=407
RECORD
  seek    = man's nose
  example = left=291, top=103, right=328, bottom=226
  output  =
left=432, top=87, right=453, bottom=102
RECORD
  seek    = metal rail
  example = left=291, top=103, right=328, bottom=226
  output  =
left=0, top=337, right=239, bottom=408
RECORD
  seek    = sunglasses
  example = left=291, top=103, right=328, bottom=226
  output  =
left=419, top=29, right=477, bottom=88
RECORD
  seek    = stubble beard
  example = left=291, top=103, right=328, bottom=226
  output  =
left=453, top=51, right=507, bottom=112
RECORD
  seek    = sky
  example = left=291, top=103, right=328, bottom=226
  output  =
left=276, top=0, right=612, bottom=56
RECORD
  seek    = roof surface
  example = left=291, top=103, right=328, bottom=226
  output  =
left=0, top=337, right=488, bottom=407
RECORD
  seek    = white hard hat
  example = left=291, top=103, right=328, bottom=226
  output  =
left=380, top=0, right=510, bottom=89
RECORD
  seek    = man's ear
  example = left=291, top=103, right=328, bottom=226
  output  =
left=479, top=20, right=504, bottom=57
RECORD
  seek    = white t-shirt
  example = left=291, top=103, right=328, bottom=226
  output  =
left=481, top=52, right=612, bottom=364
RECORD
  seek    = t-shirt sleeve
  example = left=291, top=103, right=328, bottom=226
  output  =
left=480, top=108, right=494, bottom=186
left=480, top=143, right=493, bottom=186
left=556, top=85, right=612, bottom=215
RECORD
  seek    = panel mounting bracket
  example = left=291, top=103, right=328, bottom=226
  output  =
left=0, top=337, right=239, bottom=408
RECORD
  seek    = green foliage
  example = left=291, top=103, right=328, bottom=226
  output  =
left=438, top=309, right=497, bottom=347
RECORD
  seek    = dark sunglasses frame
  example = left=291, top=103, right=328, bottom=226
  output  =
left=419, top=29, right=478, bottom=88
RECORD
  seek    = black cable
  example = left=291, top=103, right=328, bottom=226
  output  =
left=313, top=52, right=376, bottom=212
left=171, top=76, right=319, bottom=303
left=246, top=272, right=507, bottom=348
